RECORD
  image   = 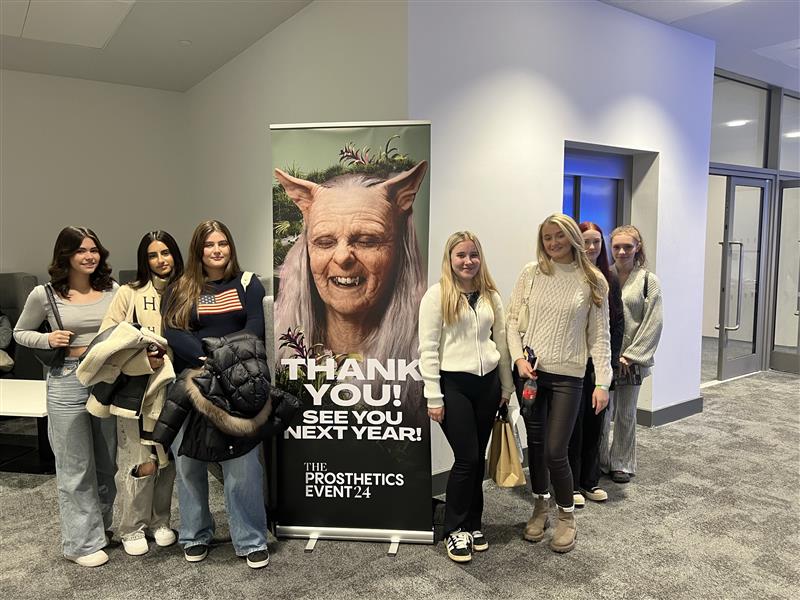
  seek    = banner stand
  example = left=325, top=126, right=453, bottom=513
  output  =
left=276, top=525, right=433, bottom=555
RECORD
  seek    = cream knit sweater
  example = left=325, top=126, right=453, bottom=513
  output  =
left=505, top=260, right=613, bottom=386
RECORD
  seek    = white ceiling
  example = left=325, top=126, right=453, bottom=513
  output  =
left=0, top=0, right=312, bottom=92
left=0, top=1, right=797, bottom=93
left=602, top=0, right=800, bottom=90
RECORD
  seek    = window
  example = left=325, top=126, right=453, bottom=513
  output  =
left=710, top=76, right=769, bottom=168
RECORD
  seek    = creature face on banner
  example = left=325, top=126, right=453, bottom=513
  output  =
left=275, top=162, right=427, bottom=363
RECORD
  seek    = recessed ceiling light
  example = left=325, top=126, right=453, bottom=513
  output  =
left=178, top=39, right=192, bottom=47
left=724, top=120, right=751, bottom=127
left=785, top=131, right=800, bottom=138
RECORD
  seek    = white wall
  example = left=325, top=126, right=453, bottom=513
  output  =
left=408, top=1, right=715, bottom=473
left=0, top=69, right=188, bottom=281
left=183, top=0, right=409, bottom=277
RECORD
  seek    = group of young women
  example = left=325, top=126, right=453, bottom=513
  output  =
left=420, top=214, right=663, bottom=562
left=13, top=212, right=661, bottom=568
left=14, top=221, right=269, bottom=569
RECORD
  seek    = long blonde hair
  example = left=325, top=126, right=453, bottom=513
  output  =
left=610, top=224, right=647, bottom=267
left=537, top=214, right=607, bottom=307
left=163, top=220, right=242, bottom=330
left=439, top=231, right=498, bottom=326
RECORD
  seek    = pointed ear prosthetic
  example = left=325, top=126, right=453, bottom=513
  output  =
left=381, top=160, right=428, bottom=213
left=274, top=168, right=324, bottom=215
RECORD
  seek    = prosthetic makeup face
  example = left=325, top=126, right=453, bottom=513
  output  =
left=306, top=185, right=397, bottom=317
left=275, top=162, right=427, bottom=321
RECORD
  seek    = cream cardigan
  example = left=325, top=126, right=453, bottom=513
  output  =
left=418, top=283, right=514, bottom=408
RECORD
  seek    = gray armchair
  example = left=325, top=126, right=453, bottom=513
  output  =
left=0, top=272, right=44, bottom=379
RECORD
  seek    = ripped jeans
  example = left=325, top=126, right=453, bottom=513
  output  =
left=115, top=416, right=175, bottom=537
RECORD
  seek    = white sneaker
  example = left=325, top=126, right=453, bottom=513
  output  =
left=121, top=530, right=149, bottom=556
left=153, top=526, right=177, bottom=547
left=573, top=491, right=586, bottom=508
left=66, top=549, right=109, bottom=567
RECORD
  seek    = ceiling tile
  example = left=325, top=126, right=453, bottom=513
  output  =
left=1, top=1, right=29, bottom=37
left=22, top=0, right=134, bottom=49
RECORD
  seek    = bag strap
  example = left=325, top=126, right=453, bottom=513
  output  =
left=44, top=283, right=65, bottom=331
left=643, top=271, right=649, bottom=300
left=241, top=271, right=253, bottom=292
left=525, top=265, right=536, bottom=303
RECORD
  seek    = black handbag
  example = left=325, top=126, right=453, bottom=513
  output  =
left=32, top=284, right=67, bottom=369
left=614, top=363, right=643, bottom=386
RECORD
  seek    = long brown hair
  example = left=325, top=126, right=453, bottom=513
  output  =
left=438, top=231, right=499, bottom=326
left=48, top=226, right=114, bottom=298
left=162, top=220, right=241, bottom=329
left=536, top=214, right=606, bottom=307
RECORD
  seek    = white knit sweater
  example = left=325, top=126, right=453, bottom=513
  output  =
left=418, top=284, right=515, bottom=408
left=505, top=260, right=613, bottom=386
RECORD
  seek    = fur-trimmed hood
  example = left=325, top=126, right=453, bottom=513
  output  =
left=183, top=367, right=273, bottom=437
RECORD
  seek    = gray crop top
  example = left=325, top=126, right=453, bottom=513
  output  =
left=13, top=283, right=119, bottom=349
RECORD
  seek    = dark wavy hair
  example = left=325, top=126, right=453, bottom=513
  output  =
left=48, top=226, right=114, bottom=298
left=130, top=231, right=184, bottom=290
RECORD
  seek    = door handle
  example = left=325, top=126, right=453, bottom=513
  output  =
left=727, top=241, right=744, bottom=331
left=715, top=241, right=744, bottom=330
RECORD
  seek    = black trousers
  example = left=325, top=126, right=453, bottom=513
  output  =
left=568, top=362, right=606, bottom=491
left=440, top=369, right=500, bottom=535
left=518, top=370, right=583, bottom=508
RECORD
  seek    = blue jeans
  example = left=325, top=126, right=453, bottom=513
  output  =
left=47, top=358, right=117, bottom=557
left=172, top=422, right=267, bottom=556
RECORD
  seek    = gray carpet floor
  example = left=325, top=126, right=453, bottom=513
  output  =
left=1, top=370, right=798, bottom=599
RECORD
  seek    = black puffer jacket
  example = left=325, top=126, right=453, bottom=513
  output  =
left=153, top=330, right=272, bottom=461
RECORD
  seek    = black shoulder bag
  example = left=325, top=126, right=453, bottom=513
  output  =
left=33, top=284, right=67, bottom=369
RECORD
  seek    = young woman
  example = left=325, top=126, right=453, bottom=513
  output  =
left=14, top=226, right=118, bottom=567
left=506, top=214, right=612, bottom=553
left=100, top=231, right=184, bottom=555
left=160, top=220, right=269, bottom=569
left=567, top=223, right=624, bottom=506
left=604, top=225, right=663, bottom=484
left=419, top=231, right=514, bottom=563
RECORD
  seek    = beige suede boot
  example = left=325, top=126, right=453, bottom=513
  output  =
left=523, top=496, right=550, bottom=542
left=550, top=507, right=577, bottom=553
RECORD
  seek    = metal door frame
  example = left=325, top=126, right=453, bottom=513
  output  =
left=716, top=176, right=771, bottom=380
left=769, top=179, right=800, bottom=374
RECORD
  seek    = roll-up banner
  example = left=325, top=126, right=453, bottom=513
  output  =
left=270, top=121, right=432, bottom=543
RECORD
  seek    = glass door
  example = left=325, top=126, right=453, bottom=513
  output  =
left=716, top=177, right=769, bottom=380
left=770, top=180, right=800, bottom=374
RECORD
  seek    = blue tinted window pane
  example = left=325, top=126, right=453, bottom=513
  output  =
left=563, top=176, right=575, bottom=216
left=578, top=176, right=617, bottom=242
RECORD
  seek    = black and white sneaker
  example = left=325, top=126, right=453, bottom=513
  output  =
left=246, top=549, right=270, bottom=569
left=445, top=530, right=473, bottom=563
left=184, top=544, right=208, bottom=563
left=471, top=530, right=488, bottom=552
